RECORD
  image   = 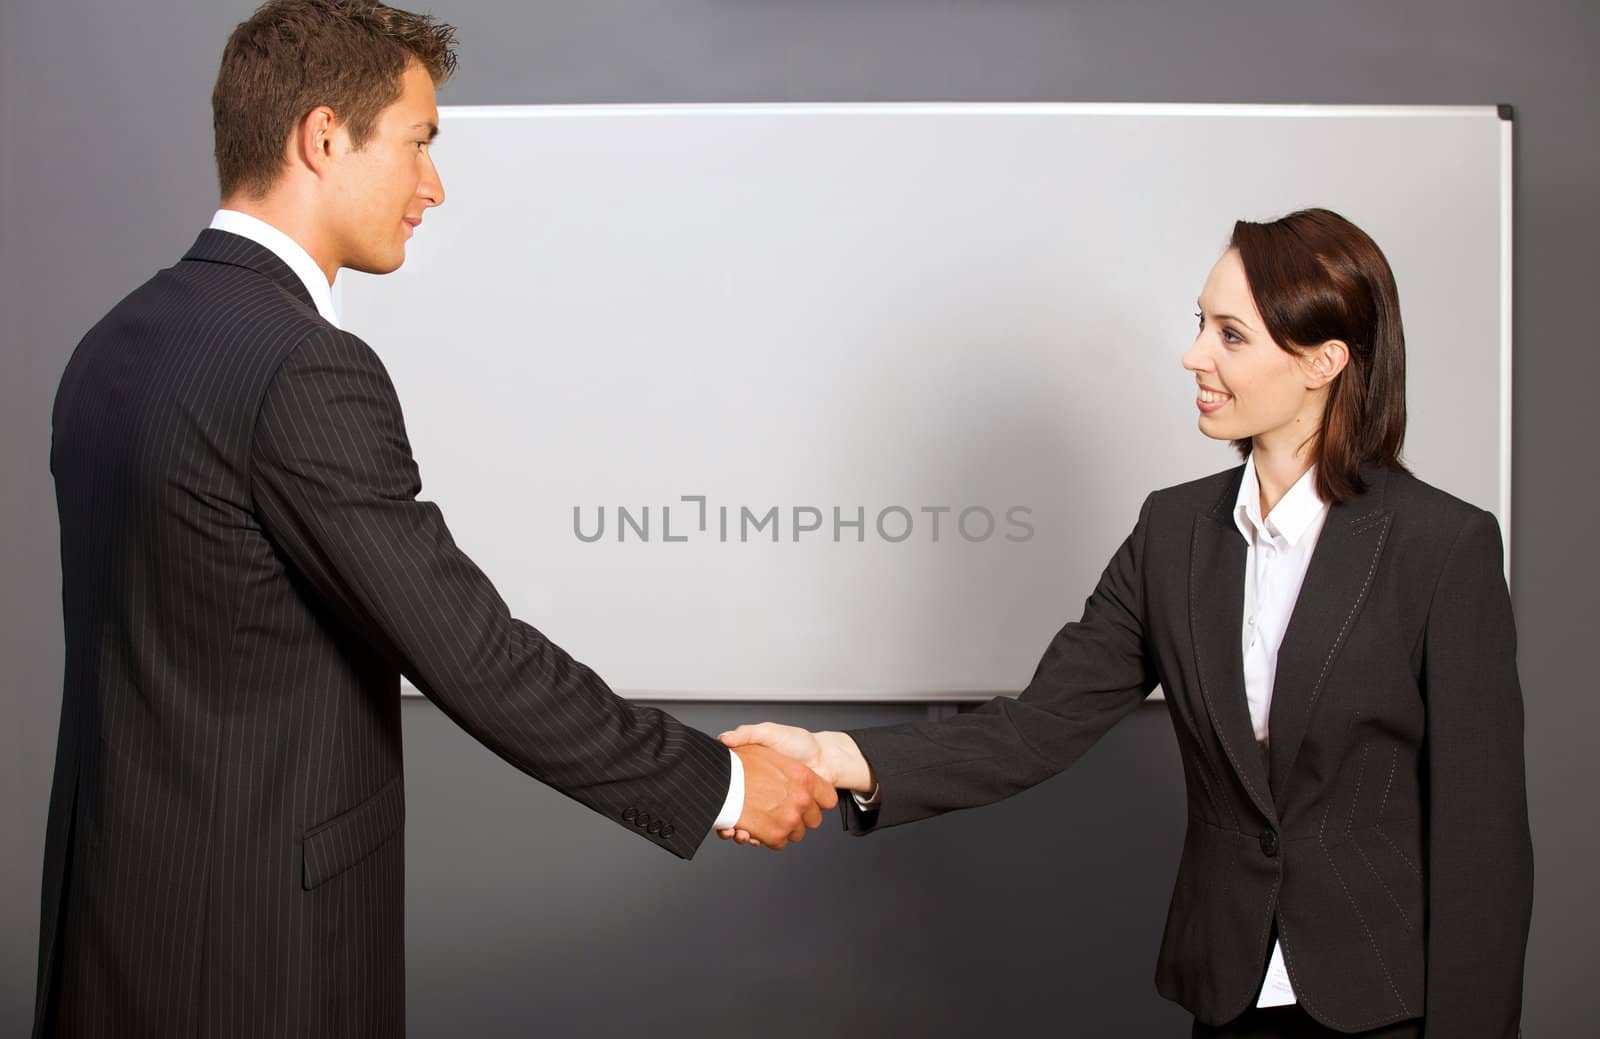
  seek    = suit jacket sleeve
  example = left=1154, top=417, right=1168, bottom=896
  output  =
left=249, top=327, right=731, bottom=858
left=842, top=493, right=1159, bottom=832
left=1420, top=509, right=1533, bottom=1036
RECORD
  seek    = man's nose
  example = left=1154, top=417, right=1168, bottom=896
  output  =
left=421, top=157, right=445, bottom=207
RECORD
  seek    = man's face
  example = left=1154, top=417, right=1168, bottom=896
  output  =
left=325, top=61, right=445, bottom=275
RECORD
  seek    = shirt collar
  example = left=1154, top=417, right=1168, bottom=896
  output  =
left=208, top=209, right=340, bottom=328
left=1233, top=456, right=1326, bottom=547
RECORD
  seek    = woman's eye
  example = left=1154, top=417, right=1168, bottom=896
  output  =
left=1223, top=328, right=1243, bottom=344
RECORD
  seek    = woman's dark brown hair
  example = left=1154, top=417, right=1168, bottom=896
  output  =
left=1230, top=208, right=1408, bottom=504
left=212, top=0, right=458, bottom=199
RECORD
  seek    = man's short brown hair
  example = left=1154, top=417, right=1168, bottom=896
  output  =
left=212, top=0, right=457, bottom=199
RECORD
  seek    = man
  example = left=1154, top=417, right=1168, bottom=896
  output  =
left=35, top=2, right=834, bottom=1035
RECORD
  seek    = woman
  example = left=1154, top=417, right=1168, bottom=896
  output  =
left=721, top=209, right=1532, bottom=1037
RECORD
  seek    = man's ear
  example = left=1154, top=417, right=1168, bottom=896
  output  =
left=292, top=106, right=340, bottom=177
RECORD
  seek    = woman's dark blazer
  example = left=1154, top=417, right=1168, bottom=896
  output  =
left=842, top=463, right=1532, bottom=1036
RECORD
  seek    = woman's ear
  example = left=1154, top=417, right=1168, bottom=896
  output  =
left=1304, top=339, right=1350, bottom=388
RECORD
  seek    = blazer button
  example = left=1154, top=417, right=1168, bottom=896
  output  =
left=647, top=819, right=663, bottom=836
left=1260, top=829, right=1279, bottom=858
left=622, top=807, right=637, bottom=822
left=636, top=811, right=651, bottom=828
left=662, top=825, right=676, bottom=839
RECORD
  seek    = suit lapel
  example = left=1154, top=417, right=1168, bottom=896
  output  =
left=1266, top=467, right=1393, bottom=804
left=1189, top=467, right=1276, bottom=823
left=183, top=229, right=317, bottom=311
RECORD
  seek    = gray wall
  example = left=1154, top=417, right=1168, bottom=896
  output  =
left=3, top=1, right=1595, bottom=1035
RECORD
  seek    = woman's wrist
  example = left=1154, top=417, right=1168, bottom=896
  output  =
left=816, top=731, right=875, bottom=793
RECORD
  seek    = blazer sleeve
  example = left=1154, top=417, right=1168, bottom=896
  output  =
left=249, top=327, right=731, bottom=858
left=842, top=492, right=1159, bottom=832
left=1419, top=509, right=1533, bottom=1036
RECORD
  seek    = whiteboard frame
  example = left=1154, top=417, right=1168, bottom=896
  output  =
left=352, top=102, right=1514, bottom=703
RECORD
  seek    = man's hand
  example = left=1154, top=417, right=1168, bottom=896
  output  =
left=719, top=723, right=874, bottom=846
left=729, top=743, right=839, bottom=850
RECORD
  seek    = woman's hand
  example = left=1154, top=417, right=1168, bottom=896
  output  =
left=717, top=723, right=874, bottom=845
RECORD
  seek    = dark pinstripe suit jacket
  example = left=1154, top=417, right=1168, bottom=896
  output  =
left=842, top=465, right=1533, bottom=1036
left=37, top=230, right=732, bottom=1038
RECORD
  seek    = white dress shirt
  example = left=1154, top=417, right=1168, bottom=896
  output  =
left=206, top=210, right=745, bottom=833
left=1234, top=457, right=1330, bottom=1008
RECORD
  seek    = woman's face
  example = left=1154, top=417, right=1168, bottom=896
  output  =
left=1182, top=249, right=1333, bottom=455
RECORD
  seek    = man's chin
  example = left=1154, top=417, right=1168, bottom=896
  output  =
left=344, top=253, right=406, bottom=277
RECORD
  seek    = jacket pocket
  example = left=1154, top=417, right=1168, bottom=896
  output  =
left=301, top=774, right=405, bottom=891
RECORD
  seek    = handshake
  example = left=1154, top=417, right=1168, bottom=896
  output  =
left=717, top=723, right=877, bottom=850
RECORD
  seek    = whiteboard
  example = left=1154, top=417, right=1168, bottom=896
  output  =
left=338, top=103, right=1512, bottom=702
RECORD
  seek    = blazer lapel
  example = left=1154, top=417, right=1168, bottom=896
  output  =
left=1266, top=467, right=1394, bottom=803
left=1189, top=467, right=1276, bottom=823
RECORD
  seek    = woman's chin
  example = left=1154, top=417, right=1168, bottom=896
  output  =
left=1196, top=415, right=1237, bottom=441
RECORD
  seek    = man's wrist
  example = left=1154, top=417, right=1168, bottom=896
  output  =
left=710, top=747, right=744, bottom=831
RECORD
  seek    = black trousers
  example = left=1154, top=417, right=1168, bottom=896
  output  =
left=1192, top=1005, right=1423, bottom=1038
